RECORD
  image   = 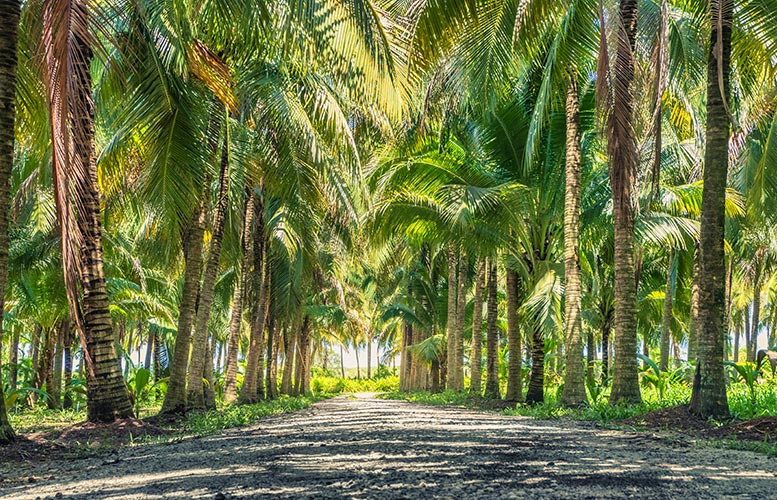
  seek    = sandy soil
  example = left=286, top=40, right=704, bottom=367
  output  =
left=2, top=393, right=776, bottom=499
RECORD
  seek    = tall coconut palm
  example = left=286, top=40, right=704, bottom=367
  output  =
left=560, top=74, right=587, bottom=407
left=0, top=0, right=20, bottom=444
left=605, top=0, right=642, bottom=405
left=42, top=0, right=134, bottom=421
left=690, top=0, right=734, bottom=419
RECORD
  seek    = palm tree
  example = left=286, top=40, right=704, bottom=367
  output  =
left=0, top=0, right=20, bottom=445
left=605, top=0, right=642, bottom=405
left=42, top=0, right=134, bottom=421
left=690, top=0, right=734, bottom=419
left=560, top=74, right=586, bottom=406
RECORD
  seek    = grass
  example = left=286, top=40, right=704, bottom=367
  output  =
left=381, top=379, right=777, bottom=425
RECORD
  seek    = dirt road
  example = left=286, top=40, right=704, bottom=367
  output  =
left=2, top=393, right=775, bottom=498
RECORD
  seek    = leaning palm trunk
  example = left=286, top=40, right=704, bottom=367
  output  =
left=469, top=260, right=486, bottom=394
left=187, top=133, right=231, bottom=410
left=0, top=0, right=20, bottom=443
left=223, top=192, right=254, bottom=402
left=560, top=75, right=586, bottom=407
left=484, top=261, right=500, bottom=399
left=445, top=245, right=458, bottom=390
left=690, top=0, right=732, bottom=419
left=43, top=4, right=133, bottom=421
left=505, top=269, right=522, bottom=402
left=607, top=0, right=642, bottom=405
left=239, top=194, right=267, bottom=404
left=161, top=209, right=205, bottom=414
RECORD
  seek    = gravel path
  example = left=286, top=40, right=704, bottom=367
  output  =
left=2, top=393, right=776, bottom=499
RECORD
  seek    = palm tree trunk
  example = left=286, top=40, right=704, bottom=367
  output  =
left=660, top=251, right=674, bottom=371
left=601, top=312, right=611, bottom=384
left=525, top=321, right=545, bottom=404
left=586, top=330, right=596, bottom=381
left=688, top=245, right=700, bottom=361
left=0, top=0, right=17, bottom=443
left=340, top=343, right=346, bottom=379
left=280, top=327, right=295, bottom=395
left=484, top=261, right=500, bottom=399
left=445, top=245, right=457, bottom=390
left=266, top=313, right=278, bottom=399
left=505, top=268, right=522, bottom=402
left=187, top=132, right=231, bottom=410
left=9, top=326, right=18, bottom=391
left=733, top=320, right=741, bottom=362
left=63, top=327, right=75, bottom=409
left=367, top=334, right=372, bottom=379
left=560, top=74, right=586, bottom=407
left=750, top=269, right=762, bottom=362
left=161, top=209, right=206, bottom=414
left=224, top=192, right=254, bottom=402
left=690, top=0, right=732, bottom=419
left=49, top=325, right=64, bottom=410
left=239, top=193, right=268, bottom=404
left=453, top=250, right=467, bottom=391
left=470, top=260, right=486, bottom=395
left=607, top=0, right=642, bottom=406
left=70, top=30, right=133, bottom=422
left=298, top=317, right=311, bottom=394
left=143, top=323, right=152, bottom=372
left=400, top=322, right=412, bottom=391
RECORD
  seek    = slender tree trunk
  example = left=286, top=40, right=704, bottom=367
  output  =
left=430, top=359, right=440, bottom=393
left=400, top=322, right=412, bottom=391
left=505, top=268, right=522, bottom=402
left=690, top=0, right=732, bottom=419
left=152, top=327, right=161, bottom=381
left=297, top=317, right=311, bottom=395
left=526, top=321, right=545, bottom=404
left=224, top=192, right=254, bottom=402
left=660, top=251, right=674, bottom=371
left=744, top=306, right=752, bottom=361
left=750, top=269, right=762, bottom=362
left=355, top=347, right=361, bottom=380
left=143, top=323, right=152, bottom=372
left=688, top=245, right=700, bottom=361
left=602, top=314, right=611, bottom=384
left=0, top=0, right=16, bottom=442
left=608, top=0, right=642, bottom=406
left=453, top=250, right=467, bottom=391
left=63, top=324, right=75, bottom=410
left=188, top=133, right=231, bottom=410
left=445, top=245, right=458, bottom=390
left=367, top=334, right=372, bottom=379
left=266, top=314, right=278, bottom=399
left=280, top=327, right=295, bottom=395
left=733, top=320, right=741, bottom=362
left=0, top=0, right=14, bottom=438
left=484, top=261, right=500, bottom=399
left=49, top=324, right=65, bottom=410
left=470, top=260, right=485, bottom=395
left=586, top=330, right=596, bottom=381
left=239, top=193, right=267, bottom=404
left=161, top=210, right=206, bottom=414
left=560, top=74, right=586, bottom=407
left=9, top=326, right=18, bottom=391
left=340, top=343, right=346, bottom=379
